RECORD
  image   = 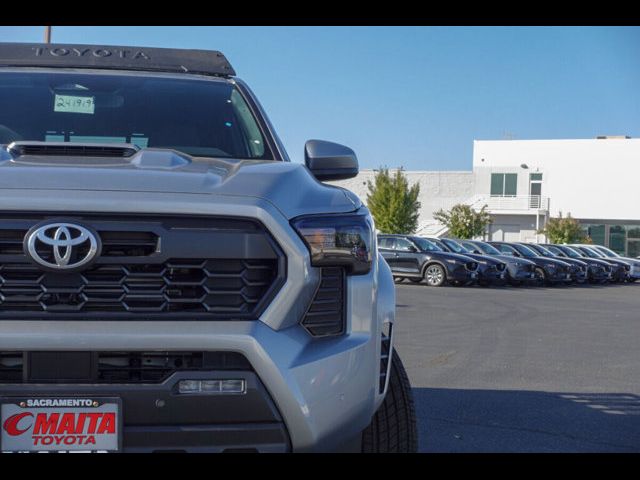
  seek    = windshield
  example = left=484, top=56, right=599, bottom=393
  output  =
left=594, top=246, right=618, bottom=257
left=474, top=241, right=502, bottom=255
left=0, top=70, right=273, bottom=160
left=578, top=246, right=602, bottom=258
left=529, top=244, right=554, bottom=257
left=512, top=243, right=539, bottom=258
left=560, top=246, right=584, bottom=258
left=545, top=245, right=565, bottom=256
left=442, top=239, right=470, bottom=254
left=412, top=237, right=444, bottom=252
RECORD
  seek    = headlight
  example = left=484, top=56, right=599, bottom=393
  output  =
left=292, top=212, right=373, bottom=275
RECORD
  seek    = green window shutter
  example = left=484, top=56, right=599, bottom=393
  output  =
left=490, top=174, right=504, bottom=196
left=504, top=174, right=518, bottom=196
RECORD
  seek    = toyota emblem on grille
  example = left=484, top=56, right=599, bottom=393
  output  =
left=24, top=222, right=101, bottom=271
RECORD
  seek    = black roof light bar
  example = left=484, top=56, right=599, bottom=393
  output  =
left=0, top=43, right=236, bottom=77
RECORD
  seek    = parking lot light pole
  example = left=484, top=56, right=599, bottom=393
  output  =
left=44, top=26, right=51, bottom=44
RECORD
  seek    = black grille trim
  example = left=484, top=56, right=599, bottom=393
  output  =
left=0, top=351, right=252, bottom=385
left=301, top=267, right=346, bottom=337
left=379, top=324, right=392, bottom=394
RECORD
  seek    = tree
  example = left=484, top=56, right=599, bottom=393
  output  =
left=366, top=167, right=421, bottom=234
left=539, top=212, right=588, bottom=244
left=433, top=204, right=492, bottom=239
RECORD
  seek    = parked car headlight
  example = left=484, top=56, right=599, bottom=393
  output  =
left=292, top=212, right=373, bottom=275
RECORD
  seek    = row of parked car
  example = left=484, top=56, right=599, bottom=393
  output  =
left=378, top=234, right=640, bottom=287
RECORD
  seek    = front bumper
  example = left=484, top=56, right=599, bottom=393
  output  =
left=1, top=371, right=289, bottom=452
left=0, top=192, right=394, bottom=453
left=446, top=264, right=479, bottom=282
left=478, top=265, right=507, bottom=284
left=544, top=267, right=573, bottom=283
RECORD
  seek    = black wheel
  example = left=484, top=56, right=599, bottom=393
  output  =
left=534, top=267, right=546, bottom=286
left=362, top=348, right=418, bottom=452
left=408, top=278, right=422, bottom=284
left=424, top=264, right=446, bottom=287
left=628, top=278, right=638, bottom=283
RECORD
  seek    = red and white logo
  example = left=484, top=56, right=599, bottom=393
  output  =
left=1, top=401, right=118, bottom=452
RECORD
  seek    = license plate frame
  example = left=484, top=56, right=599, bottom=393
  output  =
left=1, top=397, right=122, bottom=453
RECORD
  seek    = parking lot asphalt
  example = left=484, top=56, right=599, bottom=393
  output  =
left=392, top=281, right=640, bottom=452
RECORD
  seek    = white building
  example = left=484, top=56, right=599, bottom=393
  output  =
left=331, top=136, right=640, bottom=257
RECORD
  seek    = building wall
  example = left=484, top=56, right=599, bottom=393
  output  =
left=473, top=138, right=640, bottom=220
left=330, top=170, right=474, bottom=232
left=486, top=214, right=542, bottom=243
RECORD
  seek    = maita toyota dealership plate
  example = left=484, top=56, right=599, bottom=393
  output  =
left=1, top=398, right=121, bottom=452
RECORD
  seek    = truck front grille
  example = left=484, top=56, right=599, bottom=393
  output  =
left=0, top=259, right=277, bottom=316
left=0, top=213, right=285, bottom=320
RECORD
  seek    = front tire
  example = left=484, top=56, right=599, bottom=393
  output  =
left=534, top=267, right=546, bottom=286
left=424, top=264, right=446, bottom=287
left=362, top=348, right=418, bottom=452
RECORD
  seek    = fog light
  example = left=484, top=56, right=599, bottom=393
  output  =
left=178, top=380, right=201, bottom=394
left=178, top=379, right=246, bottom=394
left=201, top=380, right=222, bottom=392
left=221, top=379, right=245, bottom=393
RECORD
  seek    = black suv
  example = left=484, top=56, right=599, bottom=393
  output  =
left=525, top=243, right=588, bottom=284
left=428, top=237, right=507, bottom=286
left=489, top=241, right=573, bottom=286
left=541, top=244, right=612, bottom=284
left=569, top=245, right=630, bottom=283
left=458, top=239, right=538, bottom=286
left=378, top=235, right=479, bottom=287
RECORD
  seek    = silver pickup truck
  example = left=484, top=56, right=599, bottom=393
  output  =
left=0, top=43, right=416, bottom=453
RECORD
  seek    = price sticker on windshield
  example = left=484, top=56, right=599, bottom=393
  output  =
left=54, top=94, right=95, bottom=114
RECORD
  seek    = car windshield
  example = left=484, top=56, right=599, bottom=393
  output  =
left=561, top=246, right=584, bottom=258
left=0, top=70, right=273, bottom=160
left=545, top=245, right=565, bottom=256
left=441, top=239, right=469, bottom=254
left=512, top=244, right=539, bottom=258
left=578, top=247, right=602, bottom=258
left=412, top=237, right=443, bottom=252
left=474, top=241, right=502, bottom=255
left=595, top=246, right=619, bottom=257
left=529, top=244, right=555, bottom=257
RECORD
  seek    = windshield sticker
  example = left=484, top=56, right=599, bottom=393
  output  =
left=54, top=94, right=95, bottom=114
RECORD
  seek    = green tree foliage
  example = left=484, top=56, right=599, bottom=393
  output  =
left=539, top=212, right=588, bottom=244
left=433, top=204, right=492, bottom=239
left=366, top=168, right=421, bottom=234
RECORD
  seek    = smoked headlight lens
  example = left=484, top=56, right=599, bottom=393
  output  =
left=292, top=213, right=373, bottom=275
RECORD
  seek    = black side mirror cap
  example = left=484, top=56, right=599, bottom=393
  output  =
left=304, top=139, right=358, bottom=181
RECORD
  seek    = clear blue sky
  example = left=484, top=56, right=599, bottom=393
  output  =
left=1, top=26, right=639, bottom=170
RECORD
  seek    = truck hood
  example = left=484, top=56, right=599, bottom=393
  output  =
left=0, top=148, right=361, bottom=219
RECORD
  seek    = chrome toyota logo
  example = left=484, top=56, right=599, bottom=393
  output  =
left=24, top=222, right=101, bottom=271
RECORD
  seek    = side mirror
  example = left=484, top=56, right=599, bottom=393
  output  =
left=304, top=139, right=358, bottom=181
left=408, top=245, right=417, bottom=253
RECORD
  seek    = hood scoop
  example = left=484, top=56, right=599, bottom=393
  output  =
left=7, top=141, right=139, bottom=158
left=3, top=141, right=192, bottom=169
